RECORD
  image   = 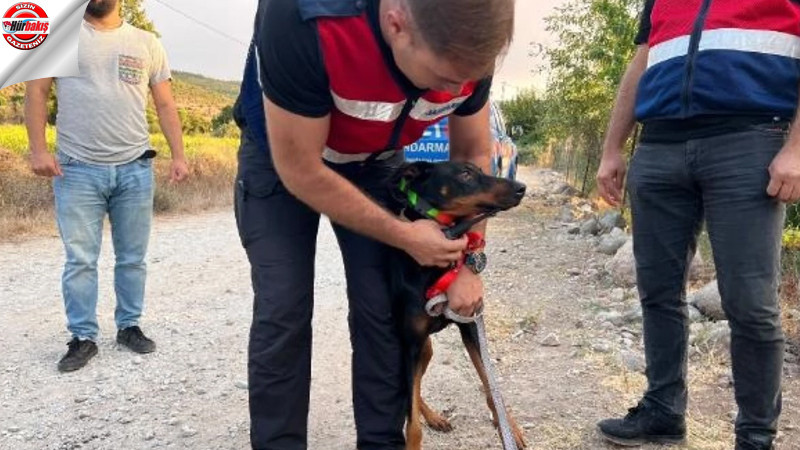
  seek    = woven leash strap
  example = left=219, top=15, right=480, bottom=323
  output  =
left=475, top=315, right=518, bottom=450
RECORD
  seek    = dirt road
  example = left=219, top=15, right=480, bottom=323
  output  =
left=1, top=167, right=797, bottom=449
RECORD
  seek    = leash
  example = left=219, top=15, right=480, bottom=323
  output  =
left=476, top=314, right=519, bottom=450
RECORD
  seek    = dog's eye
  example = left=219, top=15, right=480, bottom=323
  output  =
left=458, top=170, right=474, bottom=182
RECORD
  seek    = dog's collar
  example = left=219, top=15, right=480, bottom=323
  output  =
left=398, top=178, right=455, bottom=226
left=425, top=231, right=485, bottom=300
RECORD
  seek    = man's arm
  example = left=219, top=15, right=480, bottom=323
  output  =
left=596, top=44, right=649, bottom=206
left=767, top=83, right=800, bottom=202
left=264, top=97, right=467, bottom=268
left=443, top=102, right=493, bottom=317
left=150, top=80, right=188, bottom=182
left=24, top=78, right=61, bottom=177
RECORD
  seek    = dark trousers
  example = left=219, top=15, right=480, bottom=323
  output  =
left=235, top=141, right=407, bottom=450
left=627, top=125, right=786, bottom=443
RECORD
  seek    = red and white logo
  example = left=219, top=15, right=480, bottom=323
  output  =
left=2, top=2, right=49, bottom=50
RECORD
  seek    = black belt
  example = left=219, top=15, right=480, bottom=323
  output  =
left=138, top=149, right=157, bottom=160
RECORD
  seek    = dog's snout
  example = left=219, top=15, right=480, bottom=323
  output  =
left=514, top=182, right=527, bottom=199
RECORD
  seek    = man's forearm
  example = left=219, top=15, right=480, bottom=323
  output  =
left=785, top=84, right=800, bottom=153
left=279, top=161, right=408, bottom=248
left=24, top=83, right=51, bottom=154
left=155, top=104, right=185, bottom=159
left=603, top=45, right=649, bottom=155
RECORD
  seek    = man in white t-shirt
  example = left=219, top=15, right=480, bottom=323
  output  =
left=24, top=0, right=188, bottom=372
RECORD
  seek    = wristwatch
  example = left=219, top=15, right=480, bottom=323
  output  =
left=464, top=251, right=487, bottom=274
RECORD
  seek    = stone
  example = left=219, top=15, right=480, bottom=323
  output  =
left=591, top=342, right=613, bottom=353
left=605, top=241, right=705, bottom=288
left=540, top=333, right=561, bottom=347
left=580, top=218, right=601, bottom=236
left=706, top=322, right=731, bottom=354
left=622, top=305, right=643, bottom=324
left=693, top=321, right=731, bottom=354
left=619, top=350, right=646, bottom=373
left=598, top=210, right=625, bottom=234
left=181, top=426, right=198, bottom=438
left=597, top=311, right=625, bottom=327
left=688, top=305, right=704, bottom=323
left=605, top=240, right=636, bottom=288
left=597, top=228, right=628, bottom=255
left=690, top=281, right=725, bottom=321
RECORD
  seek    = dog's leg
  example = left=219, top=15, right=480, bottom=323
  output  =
left=405, top=337, right=428, bottom=450
left=418, top=337, right=453, bottom=432
left=459, top=324, right=527, bottom=449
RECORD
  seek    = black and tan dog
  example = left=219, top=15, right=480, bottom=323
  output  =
left=388, top=161, right=527, bottom=450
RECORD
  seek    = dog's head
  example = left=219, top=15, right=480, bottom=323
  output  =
left=392, top=161, right=526, bottom=220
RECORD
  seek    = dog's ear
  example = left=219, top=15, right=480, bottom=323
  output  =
left=398, top=162, right=433, bottom=182
left=390, top=162, right=433, bottom=202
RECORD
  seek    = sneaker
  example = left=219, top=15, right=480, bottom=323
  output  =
left=597, top=401, right=686, bottom=446
left=57, top=338, right=98, bottom=373
left=735, top=436, right=774, bottom=450
left=116, top=326, right=156, bottom=354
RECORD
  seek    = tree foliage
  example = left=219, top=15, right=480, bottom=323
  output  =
left=540, top=0, right=639, bottom=193
left=121, top=0, right=157, bottom=34
left=499, top=90, right=546, bottom=163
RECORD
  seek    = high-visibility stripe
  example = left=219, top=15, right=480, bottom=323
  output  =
left=330, top=91, right=406, bottom=122
left=648, top=28, right=800, bottom=68
left=321, top=147, right=397, bottom=164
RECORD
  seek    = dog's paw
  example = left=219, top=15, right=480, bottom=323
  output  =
left=424, top=414, right=453, bottom=433
left=512, top=427, right=527, bottom=449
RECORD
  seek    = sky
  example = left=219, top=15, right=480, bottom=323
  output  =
left=142, top=0, right=568, bottom=99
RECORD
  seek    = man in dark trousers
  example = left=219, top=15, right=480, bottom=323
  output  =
left=596, top=1, right=800, bottom=449
left=233, top=0, right=515, bottom=448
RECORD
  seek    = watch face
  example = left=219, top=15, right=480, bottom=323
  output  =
left=468, top=252, right=487, bottom=273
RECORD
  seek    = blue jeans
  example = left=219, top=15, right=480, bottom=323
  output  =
left=627, top=125, right=786, bottom=444
left=53, top=151, right=154, bottom=341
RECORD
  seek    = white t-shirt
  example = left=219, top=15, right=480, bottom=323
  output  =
left=55, top=20, right=171, bottom=164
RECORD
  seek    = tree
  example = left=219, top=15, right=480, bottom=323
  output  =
left=211, top=105, right=239, bottom=137
left=540, top=0, right=639, bottom=194
left=121, top=0, right=158, bottom=35
left=499, top=90, right=545, bottom=162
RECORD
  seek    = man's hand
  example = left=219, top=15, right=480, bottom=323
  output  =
left=445, top=269, right=483, bottom=317
left=596, top=149, right=627, bottom=207
left=169, top=156, right=189, bottom=183
left=767, top=144, right=800, bottom=203
left=29, top=151, right=62, bottom=177
left=400, top=220, right=467, bottom=268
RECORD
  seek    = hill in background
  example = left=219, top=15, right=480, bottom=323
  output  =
left=0, top=71, right=241, bottom=135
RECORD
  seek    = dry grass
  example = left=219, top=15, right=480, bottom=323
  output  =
left=0, top=127, right=238, bottom=241
left=585, top=349, right=739, bottom=450
left=0, top=149, right=55, bottom=239
left=781, top=251, right=800, bottom=353
left=527, top=422, right=589, bottom=450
